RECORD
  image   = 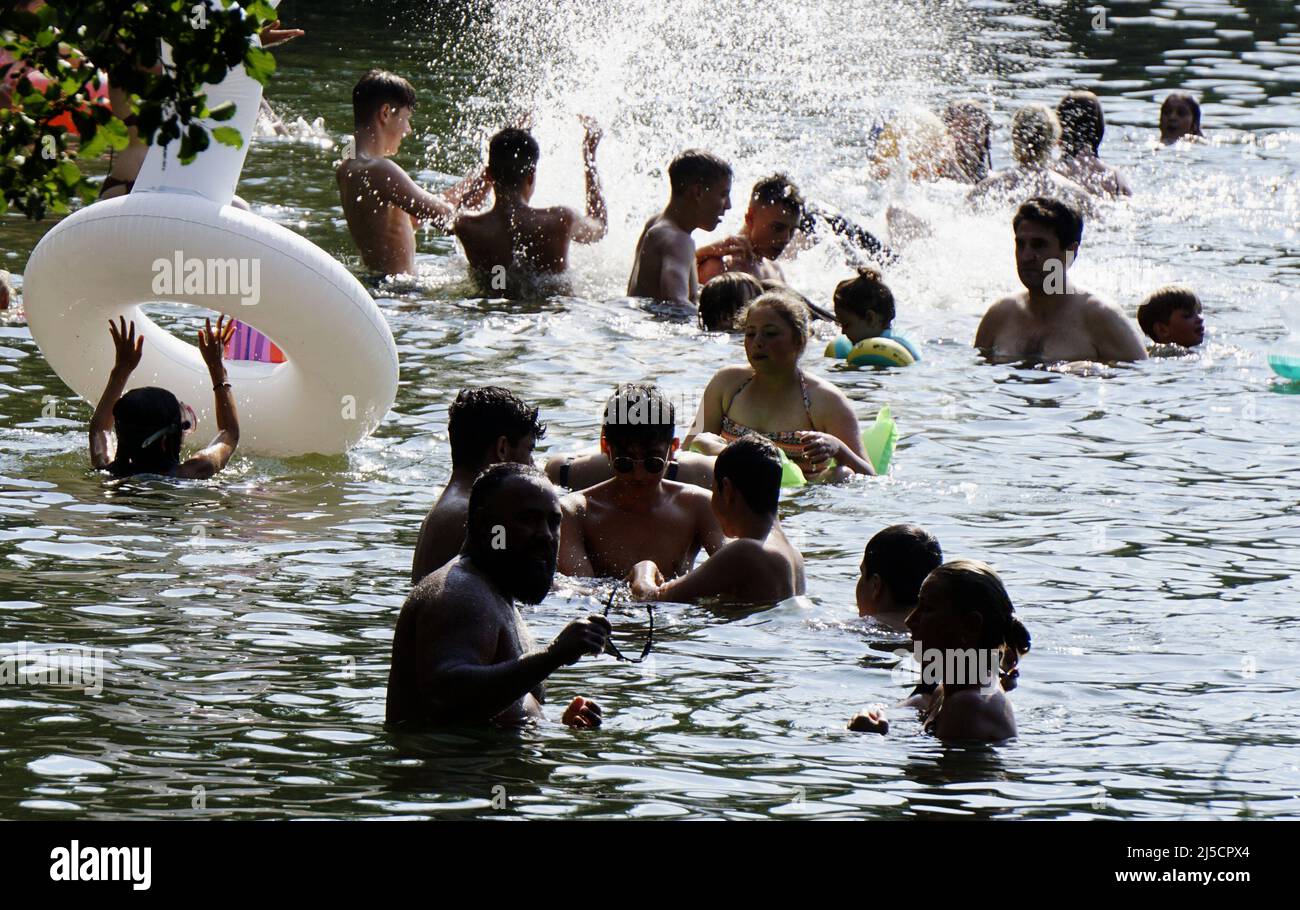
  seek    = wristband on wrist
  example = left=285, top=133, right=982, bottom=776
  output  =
left=214, top=381, right=232, bottom=391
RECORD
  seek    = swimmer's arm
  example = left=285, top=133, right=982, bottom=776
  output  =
left=176, top=318, right=239, bottom=480
left=681, top=369, right=730, bottom=450
left=91, top=317, right=143, bottom=469
left=817, top=397, right=875, bottom=476
left=697, top=494, right=727, bottom=556
left=569, top=126, right=607, bottom=244
left=656, top=231, right=696, bottom=306
left=695, top=256, right=725, bottom=285
left=1090, top=301, right=1148, bottom=363
left=973, top=299, right=1011, bottom=351
left=366, top=160, right=465, bottom=231
left=411, top=503, right=466, bottom=585
left=631, top=544, right=746, bottom=604
left=557, top=499, right=596, bottom=578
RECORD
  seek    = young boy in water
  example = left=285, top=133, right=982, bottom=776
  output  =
left=628, top=435, right=805, bottom=604
left=696, top=174, right=804, bottom=286
left=336, top=70, right=489, bottom=276
left=559, top=384, right=725, bottom=579
left=698, top=272, right=763, bottom=331
left=1137, top=285, right=1205, bottom=349
left=454, top=120, right=608, bottom=295
left=627, top=150, right=734, bottom=308
left=855, top=524, right=943, bottom=630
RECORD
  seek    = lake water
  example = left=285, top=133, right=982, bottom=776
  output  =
left=1, top=0, right=1298, bottom=820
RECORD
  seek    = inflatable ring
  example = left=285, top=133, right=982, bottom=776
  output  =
left=23, top=33, right=397, bottom=457
left=845, top=336, right=915, bottom=368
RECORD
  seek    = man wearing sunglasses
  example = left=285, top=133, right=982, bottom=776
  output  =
left=559, top=384, right=725, bottom=580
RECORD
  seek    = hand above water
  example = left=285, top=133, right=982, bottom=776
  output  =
left=627, top=560, right=665, bottom=601
left=797, top=431, right=844, bottom=474
left=848, top=704, right=889, bottom=734
left=197, top=315, right=236, bottom=382
left=548, top=615, right=611, bottom=666
left=108, top=316, right=143, bottom=376
left=579, top=115, right=602, bottom=158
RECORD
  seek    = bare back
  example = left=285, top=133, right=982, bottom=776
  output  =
left=455, top=204, right=577, bottom=281
left=337, top=157, right=418, bottom=275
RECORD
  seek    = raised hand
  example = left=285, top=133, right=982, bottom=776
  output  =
left=196, top=315, right=236, bottom=379
left=579, top=115, right=602, bottom=157
left=261, top=20, right=305, bottom=49
left=548, top=615, right=612, bottom=666
left=108, top=316, right=143, bottom=375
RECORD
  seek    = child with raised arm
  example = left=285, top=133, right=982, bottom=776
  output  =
left=627, top=435, right=805, bottom=605
left=627, top=150, right=733, bottom=308
left=90, top=316, right=240, bottom=480
left=336, top=70, right=488, bottom=276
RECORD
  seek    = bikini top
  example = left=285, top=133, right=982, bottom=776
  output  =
left=719, top=371, right=815, bottom=453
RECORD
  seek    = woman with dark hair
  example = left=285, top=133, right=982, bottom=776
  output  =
left=1159, top=91, right=1203, bottom=145
left=89, top=316, right=240, bottom=479
left=685, top=291, right=875, bottom=481
left=1056, top=90, right=1131, bottom=198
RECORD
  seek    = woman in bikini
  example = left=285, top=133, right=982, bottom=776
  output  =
left=685, top=290, right=875, bottom=480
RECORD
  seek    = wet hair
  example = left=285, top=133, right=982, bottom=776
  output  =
left=447, top=386, right=546, bottom=470
left=833, top=266, right=895, bottom=327
left=1010, top=104, right=1061, bottom=166
left=465, top=462, right=548, bottom=538
left=1160, top=92, right=1203, bottom=137
left=1137, top=285, right=1202, bottom=340
left=742, top=290, right=811, bottom=353
left=1057, top=90, right=1105, bottom=157
left=750, top=173, right=804, bottom=218
left=488, top=128, right=541, bottom=190
left=942, top=99, right=993, bottom=178
left=925, top=560, right=1031, bottom=679
left=1013, top=196, right=1083, bottom=250
left=108, top=387, right=188, bottom=478
left=715, top=435, right=781, bottom=516
left=602, top=383, right=675, bottom=450
left=699, top=272, right=763, bottom=332
left=668, top=149, right=733, bottom=195
left=863, top=525, right=942, bottom=607
left=352, top=69, right=416, bottom=126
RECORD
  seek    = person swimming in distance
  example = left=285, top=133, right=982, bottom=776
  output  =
left=628, top=435, right=805, bottom=605
left=696, top=173, right=804, bottom=286
left=412, top=387, right=546, bottom=585
left=1159, top=92, right=1204, bottom=146
left=1055, top=90, right=1131, bottom=198
left=1137, top=285, right=1205, bottom=350
left=974, top=197, right=1147, bottom=364
left=698, top=272, right=764, bottom=332
left=559, top=384, right=725, bottom=580
left=940, top=99, right=994, bottom=184
left=827, top=266, right=920, bottom=360
left=686, top=292, right=877, bottom=480
left=855, top=524, right=943, bottom=631
left=968, top=104, right=1091, bottom=213
left=336, top=70, right=490, bottom=277
left=387, top=463, right=608, bottom=729
left=89, top=316, right=239, bottom=480
left=627, top=149, right=734, bottom=309
left=454, top=119, right=608, bottom=298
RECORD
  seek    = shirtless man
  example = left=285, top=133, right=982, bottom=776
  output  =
left=411, top=387, right=546, bottom=584
left=454, top=121, right=607, bottom=296
left=628, top=436, right=804, bottom=605
left=336, top=69, right=488, bottom=276
left=546, top=448, right=714, bottom=492
left=559, top=384, right=725, bottom=579
left=626, top=150, right=733, bottom=308
left=696, top=174, right=803, bottom=286
left=975, top=197, right=1147, bottom=364
left=387, top=463, right=609, bottom=729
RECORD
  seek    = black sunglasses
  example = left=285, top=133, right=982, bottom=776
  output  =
left=611, top=455, right=667, bottom=474
left=602, top=590, right=655, bottom=663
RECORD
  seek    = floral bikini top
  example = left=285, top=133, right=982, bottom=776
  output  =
left=719, top=371, right=816, bottom=460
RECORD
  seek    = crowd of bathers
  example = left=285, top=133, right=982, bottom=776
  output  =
left=6, top=53, right=1217, bottom=743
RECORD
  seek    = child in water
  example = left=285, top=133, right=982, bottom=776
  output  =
left=856, top=524, right=943, bottom=630
left=849, top=560, right=1030, bottom=742
left=1159, top=92, right=1203, bottom=145
left=826, top=266, right=920, bottom=360
left=89, top=316, right=241, bottom=479
left=698, top=272, right=763, bottom=332
left=1137, top=286, right=1205, bottom=350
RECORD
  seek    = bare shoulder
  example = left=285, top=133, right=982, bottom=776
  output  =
left=560, top=489, right=590, bottom=517
left=711, top=363, right=753, bottom=387
left=646, top=218, right=691, bottom=252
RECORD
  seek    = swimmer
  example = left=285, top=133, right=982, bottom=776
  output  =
left=1159, top=92, right=1203, bottom=146
left=412, top=387, right=546, bottom=584
left=968, top=104, right=1091, bottom=213
left=628, top=435, right=805, bottom=604
left=546, top=447, right=714, bottom=492
left=627, top=149, right=733, bottom=308
left=855, top=524, right=943, bottom=631
left=454, top=119, right=608, bottom=297
left=89, top=316, right=239, bottom=479
left=387, top=463, right=609, bottom=729
left=1137, top=285, right=1205, bottom=349
left=830, top=266, right=918, bottom=358
left=1056, top=90, right=1131, bottom=198
left=559, top=384, right=725, bottom=580
left=698, top=272, right=764, bottom=331
left=696, top=173, right=804, bottom=286
left=336, top=70, right=489, bottom=276
left=940, top=99, right=994, bottom=184
left=974, top=197, right=1147, bottom=364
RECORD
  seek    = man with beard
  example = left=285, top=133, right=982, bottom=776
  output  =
left=974, top=197, right=1146, bottom=365
left=696, top=174, right=804, bottom=286
left=387, top=463, right=609, bottom=728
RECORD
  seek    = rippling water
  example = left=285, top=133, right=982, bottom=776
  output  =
left=2, top=0, right=1299, bottom=820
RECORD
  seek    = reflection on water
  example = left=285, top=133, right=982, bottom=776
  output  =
left=1, top=0, right=1299, bottom=819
